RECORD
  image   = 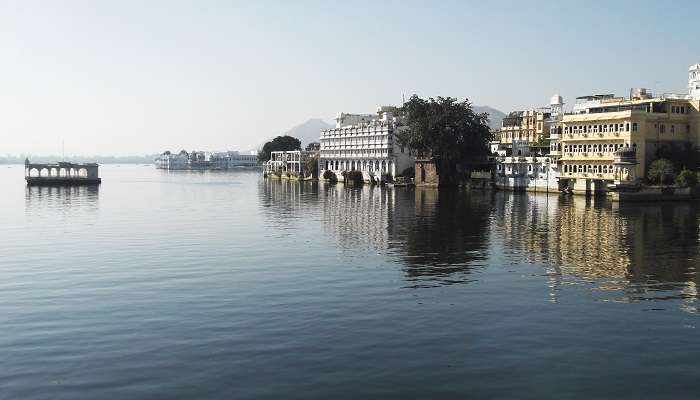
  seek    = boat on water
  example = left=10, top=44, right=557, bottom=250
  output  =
left=24, top=159, right=101, bottom=186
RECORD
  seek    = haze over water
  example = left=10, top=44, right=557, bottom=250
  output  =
left=2, top=165, right=700, bottom=399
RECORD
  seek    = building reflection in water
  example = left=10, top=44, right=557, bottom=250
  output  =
left=261, top=178, right=700, bottom=310
left=24, top=185, right=100, bottom=216
left=321, top=184, right=396, bottom=253
left=318, top=185, right=492, bottom=287
left=258, top=179, right=321, bottom=233
left=390, top=188, right=492, bottom=287
left=491, top=192, right=700, bottom=311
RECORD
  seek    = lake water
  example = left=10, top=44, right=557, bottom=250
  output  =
left=2, top=164, right=700, bottom=399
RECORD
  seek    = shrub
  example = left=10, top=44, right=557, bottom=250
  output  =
left=647, top=158, right=675, bottom=185
left=322, top=169, right=337, bottom=183
left=401, top=166, right=415, bottom=178
left=676, top=169, right=698, bottom=188
left=347, top=170, right=364, bottom=185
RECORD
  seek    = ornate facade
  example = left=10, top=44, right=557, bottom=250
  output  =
left=319, top=106, right=415, bottom=181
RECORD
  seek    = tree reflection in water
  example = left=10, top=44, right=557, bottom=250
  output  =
left=389, top=188, right=493, bottom=287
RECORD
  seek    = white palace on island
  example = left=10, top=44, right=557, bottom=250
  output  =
left=319, top=106, right=415, bottom=182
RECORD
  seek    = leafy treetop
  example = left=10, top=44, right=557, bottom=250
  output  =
left=258, top=135, right=302, bottom=162
left=397, top=95, right=493, bottom=164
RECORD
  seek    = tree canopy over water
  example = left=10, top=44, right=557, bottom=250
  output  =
left=397, top=95, right=493, bottom=180
left=258, top=135, right=302, bottom=162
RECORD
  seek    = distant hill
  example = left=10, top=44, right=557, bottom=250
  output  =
left=283, top=118, right=335, bottom=147
left=473, top=106, right=506, bottom=130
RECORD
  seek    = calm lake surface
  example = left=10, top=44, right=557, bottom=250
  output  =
left=2, top=164, right=700, bottom=399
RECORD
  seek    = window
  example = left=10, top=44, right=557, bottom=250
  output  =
left=660, top=125, right=665, bottom=134
left=625, top=123, right=630, bottom=131
left=632, top=122, right=638, bottom=132
left=687, top=125, right=691, bottom=133
left=671, top=125, right=675, bottom=134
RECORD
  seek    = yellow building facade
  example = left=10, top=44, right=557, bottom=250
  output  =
left=498, top=110, right=550, bottom=146
left=559, top=96, right=700, bottom=193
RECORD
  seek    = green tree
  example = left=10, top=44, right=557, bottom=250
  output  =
left=647, top=158, right=675, bottom=185
left=675, top=169, right=698, bottom=188
left=258, top=135, right=302, bottom=162
left=655, top=143, right=699, bottom=172
left=397, top=95, right=492, bottom=184
left=303, top=154, right=319, bottom=178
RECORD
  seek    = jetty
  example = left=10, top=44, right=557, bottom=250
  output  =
left=24, top=159, right=101, bottom=186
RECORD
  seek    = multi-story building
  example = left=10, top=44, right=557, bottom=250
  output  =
left=498, top=110, right=551, bottom=150
left=547, top=94, right=564, bottom=160
left=493, top=95, right=564, bottom=191
left=319, top=106, right=415, bottom=181
left=559, top=65, right=700, bottom=194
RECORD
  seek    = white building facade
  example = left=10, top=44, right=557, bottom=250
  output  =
left=690, top=63, right=700, bottom=100
left=155, top=150, right=258, bottom=170
left=493, top=95, right=564, bottom=192
left=210, top=151, right=259, bottom=169
left=319, top=106, right=415, bottom=182
left=264, top=150, right=316, bottom=177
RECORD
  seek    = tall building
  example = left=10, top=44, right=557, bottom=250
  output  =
left=498, top=110, right=551, bottom=149
left=319, top=106, right=415, bottom=181
left=690, top=63, right=700, bottom=100
left=493, top=95, right=563, bottom=191
left=559, top=64, right=700, bottom=194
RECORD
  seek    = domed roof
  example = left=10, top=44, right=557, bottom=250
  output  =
left=689, top=63, right=700, bottom=71
left=550, top=94, right=564, bottom=105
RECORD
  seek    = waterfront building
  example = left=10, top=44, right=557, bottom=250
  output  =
left=210, top=151, right=259, bottom=169
left=559, top=65, right=700, bottom=194
left=494, top=151, right=559, bottom=192
left=155, top=150, right=258, bottom=170
left=493, top=95, right=564, bottom=191
left=155, top=150, right=190, bottom=169
left=319, top=106, right=415, bottom=181
left=264, top=150, right=316, bottom=177
left=497, top=110, right=551, bottom=150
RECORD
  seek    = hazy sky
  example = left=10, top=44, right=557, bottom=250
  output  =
left=2, top=0, right=699, bottom=156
